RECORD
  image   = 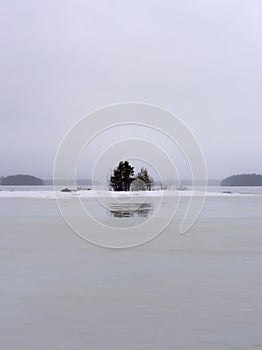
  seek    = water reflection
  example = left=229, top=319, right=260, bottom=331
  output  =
left=109, top=202, right=152, bottom=218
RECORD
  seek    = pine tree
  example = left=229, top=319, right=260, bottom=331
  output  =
left=136, top=167, right=153, bottom=190
left=110, top=161, right=135, bottom=191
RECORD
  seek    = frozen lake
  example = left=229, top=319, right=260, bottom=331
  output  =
left=0, top=192, right=262, bottom=349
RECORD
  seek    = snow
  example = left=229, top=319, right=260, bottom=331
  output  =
left=0, top=189, right=255, bottom=199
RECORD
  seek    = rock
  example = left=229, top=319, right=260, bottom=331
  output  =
left=61, top=188, right=72, bottom=192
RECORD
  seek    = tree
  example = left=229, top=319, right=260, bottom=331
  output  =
left=136, top=167, right=153, bottom=190
left=110, top=161, right=135, bottom=191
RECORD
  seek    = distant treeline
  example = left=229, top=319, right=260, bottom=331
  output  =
left=221, top=174, right=262, bottom=186
left=0, top=176, right=101, bottom=186
left=0, top=175, right=44, bottom=186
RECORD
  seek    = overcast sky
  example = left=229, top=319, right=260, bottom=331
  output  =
left=1, top=0, right=261, bottom=180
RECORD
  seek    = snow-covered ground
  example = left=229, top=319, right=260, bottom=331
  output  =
left=0, top=189, right=255, bottom=199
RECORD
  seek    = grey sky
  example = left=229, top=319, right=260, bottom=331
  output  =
left=1, top=0, right=262, bottom=180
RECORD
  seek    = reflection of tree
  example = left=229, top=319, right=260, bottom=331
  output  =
left=109, top=202, right=152, bottom=218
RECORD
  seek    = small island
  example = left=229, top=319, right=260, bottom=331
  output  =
left=221, top=173, right=262, bottom=186
left=109, top=161, right=153, bottom=191
left=0, top=174, right=44, bottom=186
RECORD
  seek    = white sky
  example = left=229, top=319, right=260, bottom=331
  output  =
left=1, top=0, right=261, bottom=180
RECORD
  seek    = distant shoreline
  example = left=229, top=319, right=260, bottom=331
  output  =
left=221, top=174, right=262, bottom=186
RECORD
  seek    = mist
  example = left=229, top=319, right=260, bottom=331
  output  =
left=1, top=0, right=262, bottom=181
